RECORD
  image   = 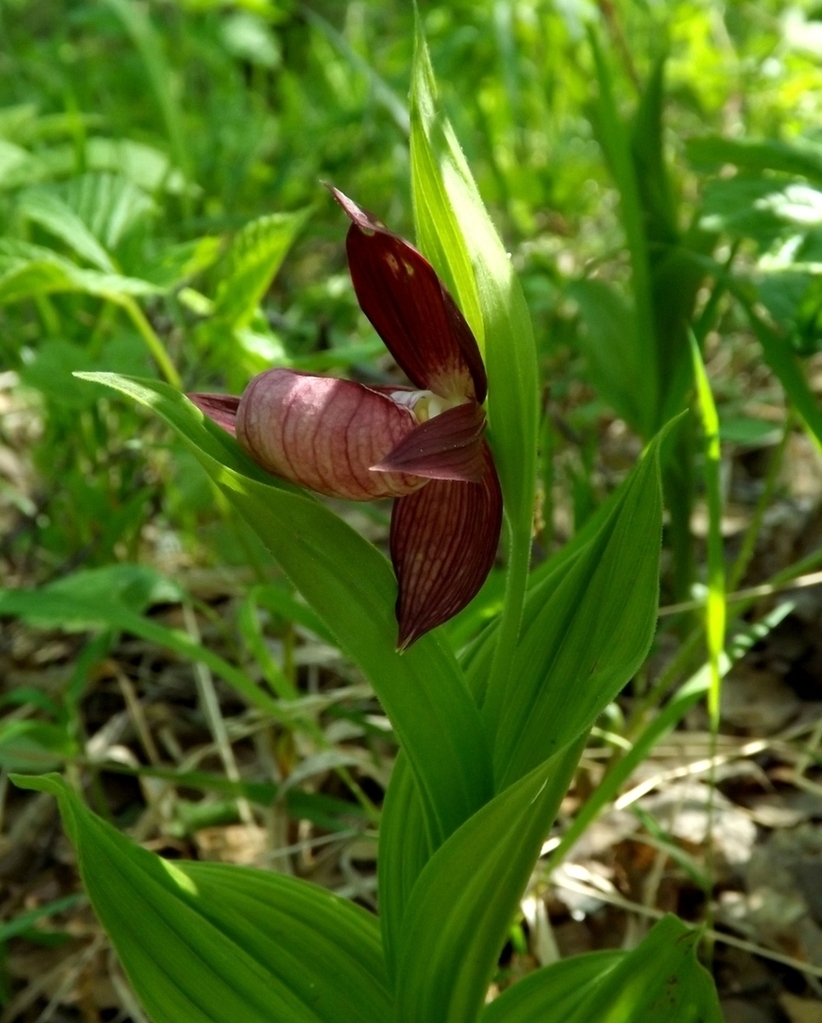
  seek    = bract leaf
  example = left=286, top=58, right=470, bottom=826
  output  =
left=12, top=774, right=392, bottom=1023
left=77, top=373, right=493, bottom=849
left=410, top=26, right=538, bottom=554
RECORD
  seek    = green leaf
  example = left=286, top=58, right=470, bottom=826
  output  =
left=393, top=740, right=584, bottom=1023
left=687, top=135, right=822, bottom=184
left=481, top=950, right=624, bottom=1022
left=484, top=916, right=721, bottom=1022
left=0, top=239, right=160, bottom=303
left=486, top=427, right=665, bottom=789
left=569, top=278, right=643, bottom=433
left=567, top=915, right=721, bottom=1022
left=588, top=27, right=657, bottom=436
left=18, top=187, right=117, bottom=271
left=377, top=753, right=431, bottom=983
left=78, top=372, right=493, bottom=849
left=213, top=209, right=311, bottom=329
left=0, top=721, right=76, bottom=772
left=11, top=774, right=392, bottom=1023
left=734, top=289, right=822, bottom=449
left=63, top=172, right=155, bottom=250
left=545, top=601, right=793, bottom=870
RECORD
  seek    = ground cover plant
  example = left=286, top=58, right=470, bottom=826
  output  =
left=2, top=1, right=822, bottom=1021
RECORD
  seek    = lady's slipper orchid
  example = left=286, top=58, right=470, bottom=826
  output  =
left=190, top=189, right=502, bottom=649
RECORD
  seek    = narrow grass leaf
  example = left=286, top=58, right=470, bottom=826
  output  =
left=690, top=334, right=725, bottom=723
left=12, top=774, right=392, bottom=1023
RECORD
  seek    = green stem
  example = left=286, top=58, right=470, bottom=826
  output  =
left=727, top=415, right=790, bottom=592
left=484, top=519, right=531, bottom=720
left=120, top=296, right=181, bottom=389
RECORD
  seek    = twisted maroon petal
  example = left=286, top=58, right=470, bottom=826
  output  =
left=371, top=401, right=486, bottom=483
left=188, top=393, right=240, bottom=435
left=329, top=187, right=486, bottom=403
left=390, top=441, right=502, bottom=650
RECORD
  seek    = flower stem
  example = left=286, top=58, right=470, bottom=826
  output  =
left=119, top=296, right=182, bottom=390
left=485, top=519, right=530, bottom=717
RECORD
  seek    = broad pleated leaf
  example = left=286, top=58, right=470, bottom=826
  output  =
left=485, top=426, right=666, bottom=789
left=481, top=951, right=623, bottom=1023
left=482, top=916, right=721, bottom=1023
left=377, top=753, right=431, bottom=984
left=78, top=373, right=493, bottom=849
left=12, top=774, right=391, bottom=1023
left=394, top=739, right=584, bottom=1023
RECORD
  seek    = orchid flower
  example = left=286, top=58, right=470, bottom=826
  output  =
left=190, top=189, right=502, bottom=649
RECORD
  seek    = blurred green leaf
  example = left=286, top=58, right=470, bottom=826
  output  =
left=569, top=278, right=643, bottom=433
left=213, top=209, right=311, bottom=329
left=18, top=188, right=117, bottom=271
left=688, top=135, right=822, bottom=184
left=0, top=721, right=76, bottom=772
left=0, top=240, right=160, bottom=303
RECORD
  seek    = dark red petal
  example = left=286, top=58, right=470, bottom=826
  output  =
left=371, top=401, right=486, bottom=483
left=390, top=441, right=502, bottom=650
left=329, top=187, right=486, bottom=403
left=188, top=392, right=240, bottom=435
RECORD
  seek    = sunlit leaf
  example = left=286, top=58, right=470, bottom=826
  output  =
left=12, top=774, right=392, bottom=1023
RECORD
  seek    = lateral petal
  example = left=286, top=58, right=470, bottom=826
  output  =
left=390, top=442, right=502, bottom=649
left=329, top=187, right=486, bottom=403
left=371, top=401, right=486, bottom=483
left=235, top=368, right=428, bottom=501
left=188, top=392, right=240, bottom=435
